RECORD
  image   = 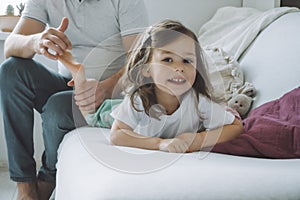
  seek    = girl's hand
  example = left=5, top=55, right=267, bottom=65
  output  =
left=58, top=50, right=86, bottom=85
left=176, top=132, right=202, bottom=153
left=159, top=138, right=190, bottom=153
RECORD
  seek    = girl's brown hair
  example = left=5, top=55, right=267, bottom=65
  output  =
left=123, top=20, right=212, bottom=116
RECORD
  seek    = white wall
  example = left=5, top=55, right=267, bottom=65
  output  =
left=0, top=0, right=244, bottom=166
left=144, top=0, right=242, bottom=34
left=0, top=0, right=27, bottom=15
left=243, top=0, right=280, bottom=10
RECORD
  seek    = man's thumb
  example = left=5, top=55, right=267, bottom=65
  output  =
left=57, top=17, right=69, bottom=32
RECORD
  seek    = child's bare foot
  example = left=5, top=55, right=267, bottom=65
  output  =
left=58, top=50, right=86, bottom=85
left=16, top=182, right=39, bottom=200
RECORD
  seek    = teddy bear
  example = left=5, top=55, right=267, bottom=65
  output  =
left=227, top=82, right=256, bottom=119
left=228, top=94, right=253, bottom=118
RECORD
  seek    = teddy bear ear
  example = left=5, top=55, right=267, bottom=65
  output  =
left=244, top=89, right=256, bottom=98
left=238, top=82, right=256, bottom=97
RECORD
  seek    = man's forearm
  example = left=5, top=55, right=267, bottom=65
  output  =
left=110, top=66, right=125, bottom=82
left=103, top=66, right=126, bottom=98
left=4, top=34, right=37, bottom=59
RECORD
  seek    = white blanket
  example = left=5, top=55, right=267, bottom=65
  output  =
left=198, top=6, right=299, bottom=106
left=198, top=6, right=299, bottom=60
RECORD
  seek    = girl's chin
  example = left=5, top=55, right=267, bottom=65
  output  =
left=163, top=89, right=190, bottom=97
left=155, top=85, right=191, bottom=97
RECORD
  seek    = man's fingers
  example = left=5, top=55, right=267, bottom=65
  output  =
left=55, top=17, right=72, bottom=50
left=57, top=17, right=69, bottom=32
left=40, top=47, right=58, bottom=60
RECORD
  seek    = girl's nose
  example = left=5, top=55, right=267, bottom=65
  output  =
left=175, top=66, right=184, bottom=72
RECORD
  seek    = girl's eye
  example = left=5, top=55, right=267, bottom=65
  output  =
left=162, top=58, right=173, bottom=62
left=183, top=59, right=193, bottom=64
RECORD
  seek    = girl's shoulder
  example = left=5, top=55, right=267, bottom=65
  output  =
left=122, top=94, right=144, bottom=111
left=197, top=93, right=225, bottom=110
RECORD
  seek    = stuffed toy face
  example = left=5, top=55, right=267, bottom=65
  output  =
left=228, top=94, right=252, bottom=117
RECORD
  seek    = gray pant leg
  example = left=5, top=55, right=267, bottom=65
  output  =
left=38, top=90, right=87, bottom=182
left=0, top=57, right=71, bottom=182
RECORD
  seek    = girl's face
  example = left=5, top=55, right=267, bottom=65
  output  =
left=147, top=35, right=197, bottom=98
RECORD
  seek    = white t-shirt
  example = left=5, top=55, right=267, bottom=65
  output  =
left=111, top=90, right=235, bottom=139
left=22, top=0, right=148, bottom=80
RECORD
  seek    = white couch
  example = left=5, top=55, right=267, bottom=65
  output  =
left=54, top=10, right=300, bottom=200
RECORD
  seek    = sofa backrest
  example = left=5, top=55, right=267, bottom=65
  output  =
left=239, top=12, right=300, bottom=109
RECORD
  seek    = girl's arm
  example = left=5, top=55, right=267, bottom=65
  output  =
left=58, top=50, right=86, bottom=86
left=110, top=120, right=190, bottom=153
left=58, top=51, right=90, bottom=117
left=176, top=118, right=243, bottom=152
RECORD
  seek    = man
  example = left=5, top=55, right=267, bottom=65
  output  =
left=0, top=0, right=148, bottom=199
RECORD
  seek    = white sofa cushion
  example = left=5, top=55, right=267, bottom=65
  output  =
left=56, top=127, right=300, bottom=200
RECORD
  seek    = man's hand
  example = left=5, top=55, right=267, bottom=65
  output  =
left=34, top=17, right=72, bottom=60
left=73, top=78, right=114, bottom=114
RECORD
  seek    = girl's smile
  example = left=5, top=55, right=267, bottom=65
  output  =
left=167, top=76, right=187, bottom=84
left=147, top=35, right=197, bottom=99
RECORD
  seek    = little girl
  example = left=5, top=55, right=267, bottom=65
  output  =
left=110, top=20, right=243, bottom=153
left=59, top=20, right=243, bottom=153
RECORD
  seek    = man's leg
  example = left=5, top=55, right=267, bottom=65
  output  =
left=37, top=90, right=86, bottom=199
left=0, top=57, right=70, bottom=199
